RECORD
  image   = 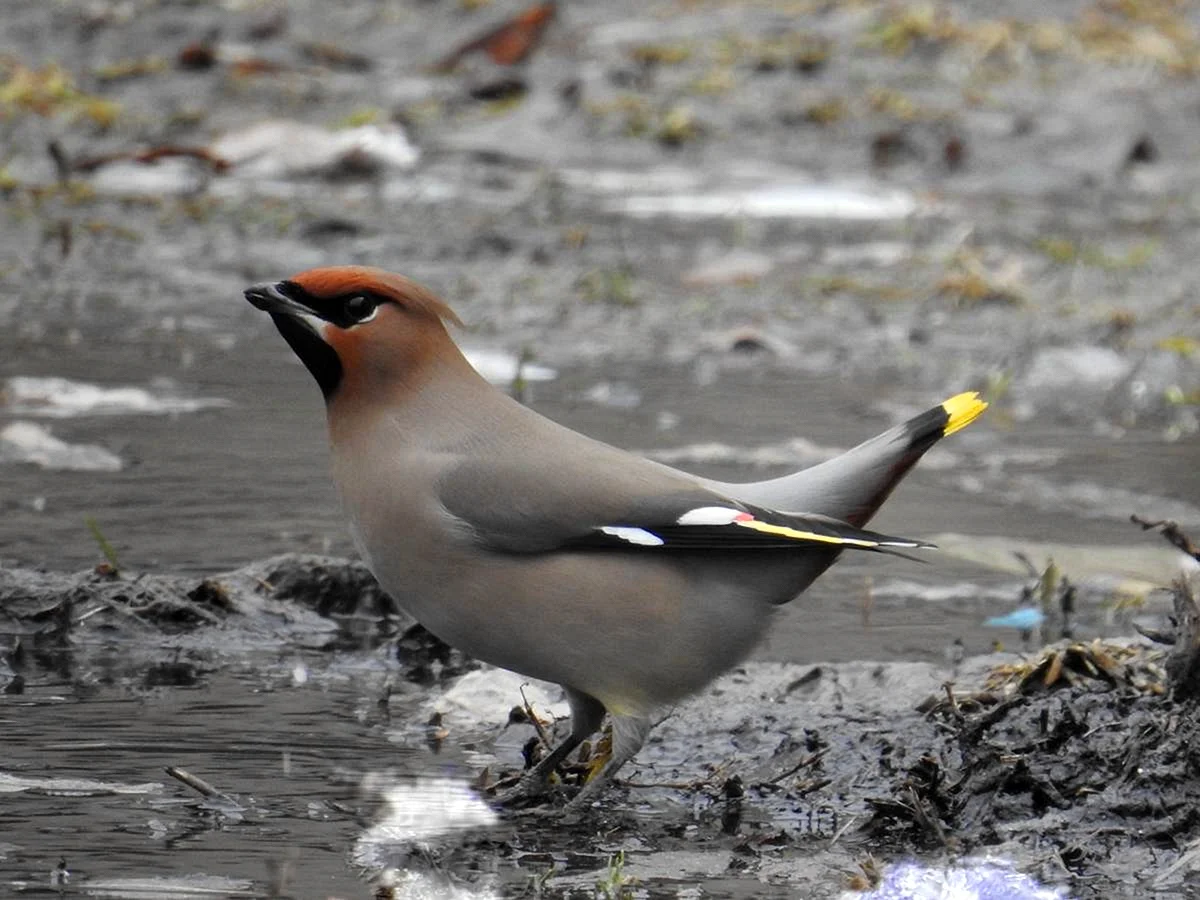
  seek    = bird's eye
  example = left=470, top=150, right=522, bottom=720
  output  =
left=344, top=295, right=377, bottom=323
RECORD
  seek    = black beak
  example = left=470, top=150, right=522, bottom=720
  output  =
left=245, top=282, right=305, bottom=316
left=246, top=281, right=342, bottom=398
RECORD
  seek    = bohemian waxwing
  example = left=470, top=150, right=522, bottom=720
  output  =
left=245, top=265, right=986, bottom=808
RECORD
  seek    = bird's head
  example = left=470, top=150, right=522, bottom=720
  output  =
left=245, top=266, right=464, bottom=400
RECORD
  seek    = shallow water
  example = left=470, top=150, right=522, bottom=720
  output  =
left=2, top=0, right=1200, bottom=894
left=1, top=658, right=412, bottom=897
left=1, top=332, right=1194, bottom=662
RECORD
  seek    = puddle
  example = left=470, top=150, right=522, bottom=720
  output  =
left=0, top=664, right=413, bottom=898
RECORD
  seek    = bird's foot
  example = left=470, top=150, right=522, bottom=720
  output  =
left=563, top=775, right=608, bottom=813
left=489, top=770, right=563, bottom=810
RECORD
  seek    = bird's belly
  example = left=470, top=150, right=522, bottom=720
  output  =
left=365, top=545, right=781, bottom=715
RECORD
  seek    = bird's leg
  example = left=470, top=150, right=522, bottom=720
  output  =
left=566, top=713, right=652, bottom=810
left=493, top=689, right=605, bottom=805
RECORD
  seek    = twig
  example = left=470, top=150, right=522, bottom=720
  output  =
left=941, top=681, right=963, bottom=721
left=1152, top=836, right=1200, bottom=888
left=904, top=785, right=949, bottom=848
left=1133, top=621, right=1176, bottom=646
left=72, top=145, right=231, bottom=174
left=165, top=766, right=236, bottom=803
left=620, top=772, right=723, bottom=791
left=1131, top=515, right=1200, bottom=563
left=46, top=141, right=71, bottom=185
left=519, top=685, right=554, bottom=751
left=828, top=813, right=860, bottom=847
left=768, top=748, right=829, bottom=784
left=1012, top=550, right=1041, bottom=579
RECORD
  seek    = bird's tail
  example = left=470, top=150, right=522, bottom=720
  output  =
left=699, top=392, right=987, bottom=601
left=712, top=392, right=987, bottom=526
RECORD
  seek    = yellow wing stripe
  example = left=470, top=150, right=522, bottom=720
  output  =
left=941, top=391, right=988, bottom=437
left=735, top=518, right=880, bottom=548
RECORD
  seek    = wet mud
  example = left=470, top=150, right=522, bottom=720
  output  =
left=4, top=553, right=1200, bottom=897
left=1, top=0, right=1199, bottom=896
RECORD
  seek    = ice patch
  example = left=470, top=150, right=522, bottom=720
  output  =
left=558, top=166, right=701, bottom=194
left=356, top=777, right=497, bottom=846
left=0, top=771, right=160, bottom=796
left=615, top=184, right=917, bottom=220
left=212, top=120, right=419, bottom=179
left=423, top=668, right=567, bottom=731
left=1, top=376, right=231, bottom=418
left=81, top=875, right=256, bottom=898
left=840, top=858, right=1065, bottom=899
left=89, top=158, right=210, bottom=196
left=0, top=422, right=122, bottom=472
left=871, top=579, right=1019, bottom=604
left=1023, top=345, right=1131, bottom=393
left=352, top=777, right=500, bottom=882
left=583, top=380, right=642, bottom=408
left=561, top=167, right=917, bottom=221
left=461, top=348, right=557, bottom=386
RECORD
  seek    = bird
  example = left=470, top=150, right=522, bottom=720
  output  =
left=244, top=265, right=987, bottom=808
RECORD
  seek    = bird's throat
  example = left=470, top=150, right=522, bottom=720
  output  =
left=270, top=313, right=343, bottom=399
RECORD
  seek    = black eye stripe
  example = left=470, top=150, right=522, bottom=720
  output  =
left=275, top=283, right=381, bottom=327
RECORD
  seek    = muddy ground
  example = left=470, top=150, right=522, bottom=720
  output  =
left=1, top=0, right=1199, bottom=897
left=3, top=554, right=1200, bottom=899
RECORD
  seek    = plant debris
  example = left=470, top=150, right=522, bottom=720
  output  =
left=432, top=1, right=557, bottom=72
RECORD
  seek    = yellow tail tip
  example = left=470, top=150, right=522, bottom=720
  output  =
left=941, top=391, right=988, bottom=436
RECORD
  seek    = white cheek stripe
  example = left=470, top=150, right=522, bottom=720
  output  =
left=296, top=311, right=329, bottom=336
left=676, top=506, right=743, bottom=526
left=600, top=526, right=665, bottom=546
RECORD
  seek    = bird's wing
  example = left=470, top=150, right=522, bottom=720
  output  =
left=437, top=457, right=930, bottom=556
left=558, top=500, right=932, bottom=554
